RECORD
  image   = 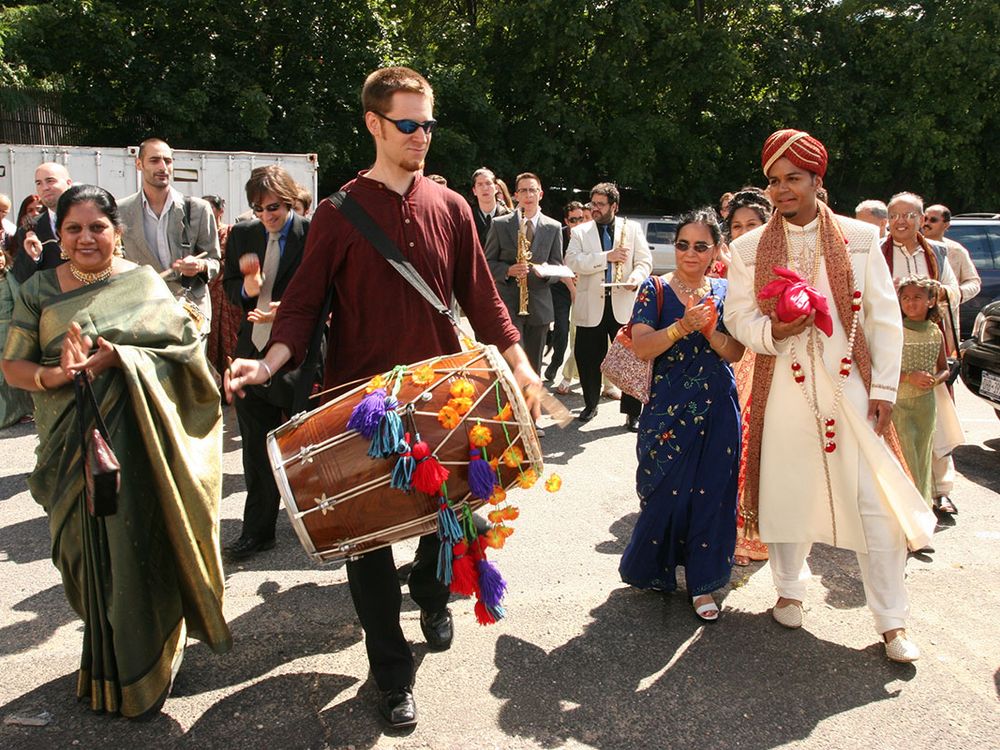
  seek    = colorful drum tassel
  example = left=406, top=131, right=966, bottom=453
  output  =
left=435, top=498, right=463, bottom=584
left=390, top=432, right=415, bottom=491
left=449, top=539, right=479, bottom=596
left=347, top=387, right=387, bottom=439
left=412, top=439, right=449, bottom=495
left=368, top=396, right=404, bottom=459
left=467, top=447, right=496, bottom=500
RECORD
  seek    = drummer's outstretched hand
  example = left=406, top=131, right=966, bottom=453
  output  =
left=502, top=343, right=543, bottom=411
left=224, top=357, right=269, bottom=403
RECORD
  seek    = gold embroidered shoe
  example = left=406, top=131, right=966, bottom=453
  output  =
left=884, top=632, right=920, bottom=663
left=771, top=601, right=803, bottom=629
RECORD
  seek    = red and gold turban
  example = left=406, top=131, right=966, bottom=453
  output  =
left=761, top=129, right=828, bottom=178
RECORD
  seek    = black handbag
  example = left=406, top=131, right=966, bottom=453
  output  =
left=74, top=372, right=120, bottom=516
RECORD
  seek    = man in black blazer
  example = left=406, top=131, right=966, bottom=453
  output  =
left=222, top=165, right=313, bottom=560
left=470, top=167, right=510, bottom=248
left=11, top=162, right=73, bottom=283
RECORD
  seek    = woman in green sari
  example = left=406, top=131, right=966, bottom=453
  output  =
left=2, top=185, right=231, bottom=718
left=0, top=248, right=33, bottom=426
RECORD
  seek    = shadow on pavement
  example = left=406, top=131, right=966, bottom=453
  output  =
left=0, top=584, right=77, bottom=657
left=0, top=515, right=50, bottom=564
left=0, top=472, right=32, bottom=503
left=806, top=544, right=867, bottom=609
left=953, top=439, right=1000, bottom=493
left=175, top=580, right=362, bottom=695
left=181, top=672, right=357, bottom=749
left=491, top=587, right=914, bottom=749
left=0, top=673, right=184, bottom=749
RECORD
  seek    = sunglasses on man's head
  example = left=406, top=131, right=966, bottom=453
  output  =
left=374, top=112, right=437, bottom=135
left=251, top=202, right=283, bottom=214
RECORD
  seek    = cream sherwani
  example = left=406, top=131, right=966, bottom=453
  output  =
left=726, top=214, right=935, bottom=633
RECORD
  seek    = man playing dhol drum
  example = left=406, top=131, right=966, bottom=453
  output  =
left=225, top=66, right=539, bottom=729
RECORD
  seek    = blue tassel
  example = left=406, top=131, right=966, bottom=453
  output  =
left=391, top=435, right=415, bottom=492
left=476, top=558, right=507, bottom=610
left=369, top=398, right=403, bottom=458
left=487, top=602, right=506, bottom=621
left=348, top=388, right=387, bottom=439
left=467, top=449, right=496, bottom=500
left=435, top=500, right=463, bottom=584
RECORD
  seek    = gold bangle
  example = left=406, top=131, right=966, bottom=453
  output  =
left=666, top=323, right=679, bottom=342
left=33, top=366, right=48, bottom=391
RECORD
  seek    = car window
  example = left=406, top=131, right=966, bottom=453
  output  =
left=946, top=225, right=996, bottom=271
left=647, top=222, right=677, bottom=245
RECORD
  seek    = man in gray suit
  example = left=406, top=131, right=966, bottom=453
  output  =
left=118, top=138, right=221, bottom=327
left=484, top=172, right=562, bottom=430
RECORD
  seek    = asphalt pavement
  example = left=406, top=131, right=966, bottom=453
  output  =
left=1, top=380, right=998, bottom=750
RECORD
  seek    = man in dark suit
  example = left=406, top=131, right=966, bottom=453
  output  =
left=222, top=165, right=312, bottom=560
left=470, top=167, right=510, bottom=247
left=11, top=162, right=73, bottom=283
left=484, top=172, right=563, bottom=430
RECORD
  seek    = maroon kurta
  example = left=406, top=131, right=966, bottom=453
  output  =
left=270, top=172, right=519, bottom=390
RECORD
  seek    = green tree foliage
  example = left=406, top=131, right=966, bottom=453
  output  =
left=3, top=0, right=998, bottom=211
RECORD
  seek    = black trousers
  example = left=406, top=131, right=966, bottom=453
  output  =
left=574, top=296, right=641, bottom=417
left=512, top=316, right=549, bottom=378
left=346, top=533, right=449, bottom=690
left=545, top=283, right=572, bottom=381
left=233, top=374, right=294, bottom=541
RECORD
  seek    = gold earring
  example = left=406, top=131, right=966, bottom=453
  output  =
left=114, top=241, right=124, bottom=258
left=60, top=248, right=69, bottom=260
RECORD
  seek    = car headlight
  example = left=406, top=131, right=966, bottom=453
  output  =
left=972, top=311, right=987, bottom=342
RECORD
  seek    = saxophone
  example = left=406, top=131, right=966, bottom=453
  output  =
left=516, top=209, right=532, bottom=316
left=613, top=217, right=627, bottom=283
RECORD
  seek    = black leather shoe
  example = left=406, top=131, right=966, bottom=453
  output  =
left=420, top=607, right=454, bottom=651
left=223, top=535, right=276, bottom=561
left=378, top=686, right=417, bottom=728
left=577, top=407, right=598, bottom=423
left=625, top=415, right=639, bottom=432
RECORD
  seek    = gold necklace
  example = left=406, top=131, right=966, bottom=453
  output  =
left=673, top=274, right=709, bottom=299
left=69, top=263, right=113, bottom=285
left=783, top=217, right=822, bottom=283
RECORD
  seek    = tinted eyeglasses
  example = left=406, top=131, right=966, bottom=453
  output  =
left=374, top=112, right=437, bottom=135
left=889, top=211, right=920, bottom=221
left=924, top=216, right=943, bottom=224
left=566, top=216, right=585, bottom=224
left=251, top=202, right=283, bottom=214
left=675, top=240, right=715, bottom=254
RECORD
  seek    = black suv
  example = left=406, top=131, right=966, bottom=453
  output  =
left=960, top=298, right=1000, bottom=416
left=946, top=213, right=1000, bottom=339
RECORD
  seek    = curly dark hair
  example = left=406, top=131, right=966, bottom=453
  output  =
left=673, top=207, right=723, bottom=246
left=723, top=188, right=772, bottom=240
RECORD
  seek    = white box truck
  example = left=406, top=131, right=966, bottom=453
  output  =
left=0, top=143, right=319, bottom=222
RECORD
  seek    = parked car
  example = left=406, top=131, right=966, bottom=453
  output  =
left=632, top=215, right=678, bottom=274
left=960, top=298, right=1000, bottom=417
left=946, top=214, right=1000, bottom=340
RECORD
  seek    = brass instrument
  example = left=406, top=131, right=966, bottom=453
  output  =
left=516, top=209, right=532, bottom=316
left=613, top=217, right=627, bottom=283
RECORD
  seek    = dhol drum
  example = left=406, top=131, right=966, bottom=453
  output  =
left=267, top=345, right=543, bottom=563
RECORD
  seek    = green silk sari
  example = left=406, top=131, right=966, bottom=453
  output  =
left=0, top=271, right=33, bottom=427
left=3, top=265, right=231, bottom=717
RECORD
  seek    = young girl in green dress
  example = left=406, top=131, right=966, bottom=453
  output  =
left=893, top=275, right=949, bottom=507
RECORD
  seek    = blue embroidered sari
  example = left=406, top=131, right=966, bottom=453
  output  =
left=619, top=276, right=740, bottom=596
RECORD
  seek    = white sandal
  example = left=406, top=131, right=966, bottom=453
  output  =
left=692, top=595, right=719, bottom=622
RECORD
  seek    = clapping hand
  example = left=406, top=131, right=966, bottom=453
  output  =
left=681, top=295, right=715, bottom=334
left=247, top=300, right=280, bottom=324
left=239, top=253, right=263, bottom=297
left=23, top=231, right=43, bottom=261
left=59, top=322, right=119, bottom=380
left=173, top=254, right=206, bottom=277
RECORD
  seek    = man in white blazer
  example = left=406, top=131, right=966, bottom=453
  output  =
left=118, top=138, right=221, bottom=326
left=565, top=182, right=652, bottom=428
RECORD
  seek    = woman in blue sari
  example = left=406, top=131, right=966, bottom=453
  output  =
left=620, top=209, right=744, bottom=621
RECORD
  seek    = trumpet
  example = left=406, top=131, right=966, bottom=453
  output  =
left=613, top=217, right=627, bottom=283
left=516, top=210, right=533, bottom=316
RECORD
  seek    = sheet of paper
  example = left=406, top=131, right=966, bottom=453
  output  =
left=532, top=263, right=575, bottom=279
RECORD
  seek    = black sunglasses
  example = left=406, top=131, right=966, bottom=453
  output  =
left=373, top=112, right=437, bottom=135
left=251, top=201, right=283, bottom=214
left=675, top=240, right=715, bottom=254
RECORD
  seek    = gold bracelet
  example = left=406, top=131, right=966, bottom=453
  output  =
left=666, top=323, right=680, bottom=342
left=33, top=366, right=48, bottom=391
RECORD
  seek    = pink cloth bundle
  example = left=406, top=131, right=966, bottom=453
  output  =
left=757, top=266, right=834, bottom=336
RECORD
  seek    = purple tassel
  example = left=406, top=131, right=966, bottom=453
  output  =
left=347, top=388, right=387, bottom=439
left=467, top=449, right=496, bottom=500
left=476, top=558, right=507, bottom=610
